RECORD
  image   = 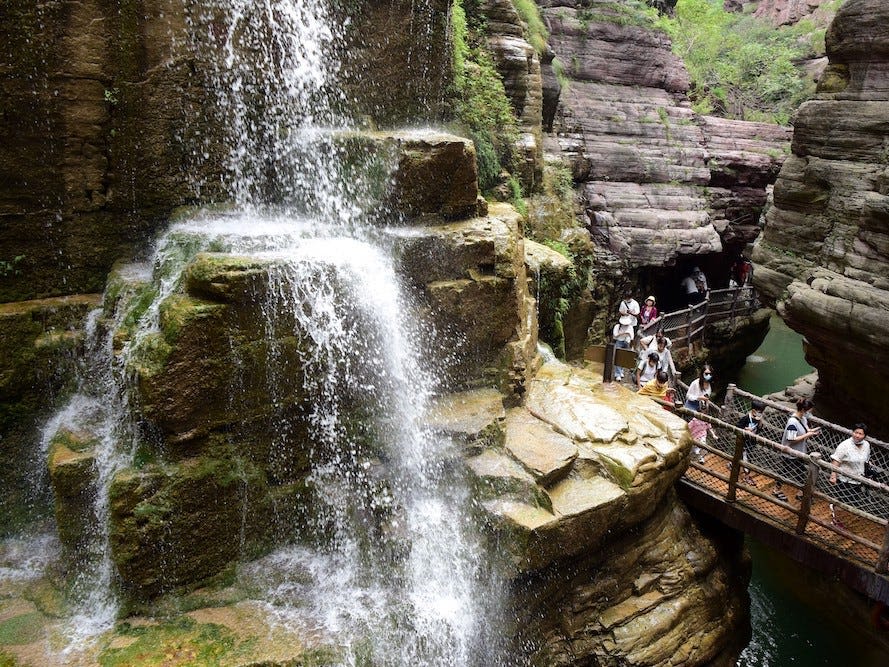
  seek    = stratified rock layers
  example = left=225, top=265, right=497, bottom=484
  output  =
left=434, top=365, right=749, bottom=666
left=752, top=0, right=889, bottom=430
left=541, top=1, right=790, bottom=269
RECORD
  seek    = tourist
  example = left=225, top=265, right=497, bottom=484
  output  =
left=828, top=423, right=871, bottom=528
left=639, top=329, right=671, bottom=359
left=639, top=295, right=658, bottom=325
left=638, top=370, right=671, bottom=399
left=611, top=315, right=635, bottom=381
left=654, top=335, right=677, bottom=380
left=735, top=399, right=765, bottom=486
left=684, top=364, right=714, bottom=412
left=681, top=267, right=708, bottom=305
left=773, top=398, right=820, bottom=502
left=731, top=255, right=753, bottom=287
left=635, top=351, right=660, bottom=389
left=619, top=292, right=641, bottom=326
left=688, top=401, right=713, bottom=463
left=693, top=266, right=709, bottom=299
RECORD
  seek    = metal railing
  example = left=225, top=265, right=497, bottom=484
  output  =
left=638, top=287, right=758, bottom=351
left=669, top=390, right=889, bottom=575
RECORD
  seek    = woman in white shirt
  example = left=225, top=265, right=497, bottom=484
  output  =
left=829, top=423, right=871, bottom=527
left=684, top=364, right=713, bottom=412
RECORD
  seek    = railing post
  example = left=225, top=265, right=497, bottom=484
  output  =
left=795, top=452, right=821, bottom=534
left=687, top=306, right=694, bottom=354
left=730, top=286, right=739, bottom=325
left=603, top=342, right=615, bottom=383
left=877, top=525, right=889, bottom=574
left=726, top=432, right=745, bottom=503
left=725, top=383, right=736, bottom=413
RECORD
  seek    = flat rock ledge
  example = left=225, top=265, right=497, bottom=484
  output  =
left=431, top=360, right=749, bottom=665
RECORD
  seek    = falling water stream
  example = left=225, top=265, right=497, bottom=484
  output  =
left=0, top=0, right=502, bottom=664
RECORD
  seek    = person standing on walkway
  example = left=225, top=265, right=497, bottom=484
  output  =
left=828, top=423, right=871, bottom=528
left=611, top=315, right=635, bottom=381
left=736, top=400, right=765, bottom=486
left=773, top=398, right=820, bottom=502
left=619, top=292, right=641, bottom=326
left=684, top=364, right=713, bottom=412
left=639, top=295, right=658, bottom=326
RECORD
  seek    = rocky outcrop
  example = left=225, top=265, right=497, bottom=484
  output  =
left=50, top=132, right=537, bottom=601
left=433, top=363, right=749, bottom=665
left=752, top=0, right=889, bottom=432
left=0, top=294, right=100, bottom=535
left=702, top=117, right=792, bottom=246
left=725, top=0, right=837, bottom=26
left=538, top=0, right=789, bottom=348
left=0, top=0, right=452, bottom=304
left=540, top=3, right=790, bottom=265
left=482, top=0, right=545, bottom=188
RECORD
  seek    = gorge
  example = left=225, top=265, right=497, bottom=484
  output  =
left=0, top=0, right=886, bottom=665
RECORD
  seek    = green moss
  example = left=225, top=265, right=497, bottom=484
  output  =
left=98, top=617, right=237, bottom=667
left=0, top=649, right=19, bottom=667
left=0, top=613, right=44, bottom=646
left=512, top=0, right=548, bottom=55
left=450, top=0, right=519, bottom=191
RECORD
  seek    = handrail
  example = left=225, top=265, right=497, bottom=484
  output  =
left=667, top=397, right=889, bottom=576
left=637, top=287, right=758, bottom=351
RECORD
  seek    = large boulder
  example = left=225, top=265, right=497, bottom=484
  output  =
left=437, top=358, right=750, bottom=665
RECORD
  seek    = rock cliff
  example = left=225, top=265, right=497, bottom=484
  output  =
left=433, top=366, right=749, bottom=665
left=538, top=0, right=788, bottom=345
left=752, top=0, right=889, bottom=432
left=725, top=0, right=837, bottom=25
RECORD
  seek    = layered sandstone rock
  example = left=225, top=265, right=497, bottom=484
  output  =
left=752, top=0, right=889, bottom=430
left=482, top=0, right=545, bottom=188
left=46, top=131, right=537, bottom=601
left=541, top=2, right=790, bottom=272
left=433, top=363, right=749, bottom=665
left=0, top=0, right=451, bottom=303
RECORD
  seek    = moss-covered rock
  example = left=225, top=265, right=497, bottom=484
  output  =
left=0, top=295, right=100, bottom=535
left=46, top=427, right=100, bottom=566
left=108, top=454, right=282, bottom=603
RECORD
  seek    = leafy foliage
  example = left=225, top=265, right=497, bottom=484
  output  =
left=657, top=0, right=828, bottom=124
left=512, top=0, right=549, bottom=55
left=450, top=0, right=519, bottom=191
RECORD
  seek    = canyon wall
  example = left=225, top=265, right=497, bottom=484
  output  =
left=752, top=0, right=889, bottom=432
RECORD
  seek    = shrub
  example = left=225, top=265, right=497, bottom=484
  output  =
left=657, top=0, right=826, bottom=124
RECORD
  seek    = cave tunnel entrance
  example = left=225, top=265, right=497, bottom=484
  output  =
left=637, top=243, right=751, bottom=315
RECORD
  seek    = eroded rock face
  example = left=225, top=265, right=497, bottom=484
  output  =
left=540, top=0, right=790, bottom=312
left=752, top=0, right=889, bottom=431
left=725, top=0, right=837, bottom=26
left=76, top=132, right=537, bottom=600
left=433, top=362, right=749, bottom=665
left=481, top=0, right=545, bottom=188
left=0, top=294, right=100, bottom=535
left=0, top=0, right=451, bottom=303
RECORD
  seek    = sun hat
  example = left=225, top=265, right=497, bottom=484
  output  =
left=645, top=295, right=655, bottom=303
left=619, top=314, right=635, bottom=326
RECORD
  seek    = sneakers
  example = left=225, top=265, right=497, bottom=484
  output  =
left=773, top=490, right=788, bottom=502
left=743, top=475, right=757, bottom=487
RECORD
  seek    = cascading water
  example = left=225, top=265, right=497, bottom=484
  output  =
left=2, top=0, right=506, bottom=663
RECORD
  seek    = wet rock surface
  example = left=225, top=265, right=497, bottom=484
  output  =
left=752, top=0, right=889, bottom=432
left=437, top=360, right=749, bottom=666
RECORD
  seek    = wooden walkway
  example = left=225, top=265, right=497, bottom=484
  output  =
left=670, top=397, right=889, bottom=604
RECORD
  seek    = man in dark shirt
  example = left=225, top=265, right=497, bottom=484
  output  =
left=735, top=400, right=765, bottom=486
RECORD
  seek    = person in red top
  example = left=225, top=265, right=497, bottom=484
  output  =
left=639, top=295, right=658, bottom=325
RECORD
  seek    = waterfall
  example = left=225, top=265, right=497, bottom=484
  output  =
left=3, top=0, right=506, bottom=663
